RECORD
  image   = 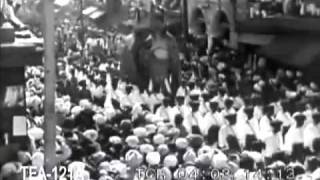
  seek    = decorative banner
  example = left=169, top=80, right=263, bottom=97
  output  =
left=2, top=85, right=25, bottom=108
left=0, top=67, right=26, bottom=134
left=12, top=116, right=27, bottom=136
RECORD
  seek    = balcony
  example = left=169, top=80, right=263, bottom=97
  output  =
left=0, top=28, right=43, bottom=68
left=246, top=0, right=320, bottom=19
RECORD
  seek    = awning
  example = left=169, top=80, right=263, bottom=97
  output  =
left=238, top=33, right=275, bottom=45
left=236, top=17, right=320, bottom=35
left=257, top=35, right=320, bottom=67
left=89, top=10, right=105, bottom=19
left=83, top=6, right=98, bottom=16
left=82, top=6, right=106, bottom=20
left=54, top=0, right=70, bottom=7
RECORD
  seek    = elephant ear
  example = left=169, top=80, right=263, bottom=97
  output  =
left=167, top=35, right=181, bottom=95
left=130, top=32, right=154, bottom=90
left=119, top=41, right=139, bottom=85
left=137, top=46, right=152, bottom=76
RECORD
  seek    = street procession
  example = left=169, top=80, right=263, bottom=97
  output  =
left=1, top=0, right=320, bottom=179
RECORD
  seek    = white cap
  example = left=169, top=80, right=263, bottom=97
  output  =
left=146, top=152, right=161, bottom=165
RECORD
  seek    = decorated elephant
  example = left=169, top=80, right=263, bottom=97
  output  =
left=187, top=0, right=236, bottom=53
left=118, top=8, right=181, bottom=95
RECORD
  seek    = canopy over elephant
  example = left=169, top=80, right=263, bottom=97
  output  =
left=117, top=7, right=181, bottom=95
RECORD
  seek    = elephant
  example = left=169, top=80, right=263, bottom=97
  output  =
left=118, top=26, right=181, bottom=95
left=115, top=2, right=183, bottom=95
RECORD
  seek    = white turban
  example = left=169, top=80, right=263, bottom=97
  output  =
left=140, top=144, right=155, bottom=154
left=83, top=129, right=98, bottom=141
left=125, top=150, right=144, bottom=168
left=109, top=160, right=128, bottom=179
left=71, top=106, right=83, bottom=117
left=32, top=152, right=44, bottom=168
left=28, top=127, right=44, bottom=140
left=157, top=144, right=170, bottom=156
left=93, top=113, right=107, bottom=125
left=153, top=134, right=166, bottom=145
left=145, top=124, right=157, bottom=135
left=163, top=155, right=178, bottom=168
left=196, top=153, right=212, bottom=166
left=68, top=161, right=86, bottom=178
left=183, top=149, right=197, bottom=164
left=175, top=138, right=189, bottom=149
left=133, top=127, right=148, bottom=137
left=157, top=126, right=169, bottom=135
left=125, top=135, right=140, bottom=148
left=109, top=136, right=122, bottom=144
left=146, top=152, right=161, bottom=165
left=211, top=149, right=228, bottom=169
left=79, top=99, right=92, bottom=110
left=217, top=62, right=226, bottom=71
left=99, top=161, right=111, bottom=172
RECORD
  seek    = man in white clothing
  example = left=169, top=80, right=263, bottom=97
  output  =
left=252, top=97, right=263, bottom=120
left=221, top=98, right=236, bottom=118
left=276, top=101, right=294, bottom=130
left=264, top=120, right=284, bottom=157
left=259, top=105, right=275, bottom=140
left=239, top=107, right=260, bottom=146
left=212, top=88, right=227, bottom=109
left=183, top=100, right=203, bottom=134
left=198, top=91, right=210, bottom=116
left=204, top=101, right=224, bottom=126
left=284, top=113, right=306, bottom=153
left=170, top=94, right=191, bottom=121
left=202, top=101, right=224, bottom=136
left=304, top=113, right=320, bottom=151
left=155, top=97, right=172, bottom=122
left=236, top=105, right=247, bottom=126
left=218, top=114, right=240, bottom=149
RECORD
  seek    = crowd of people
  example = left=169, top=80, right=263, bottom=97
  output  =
left=249, top=0, right=320, bottom=18
left=2, top=8, right=320, bottom=180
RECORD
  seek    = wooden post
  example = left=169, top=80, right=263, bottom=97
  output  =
left=181, top=0, right=189, bottom=40
left=43, top=0, right=56, bottom=179
left=79, top=0, right=85, bottom=48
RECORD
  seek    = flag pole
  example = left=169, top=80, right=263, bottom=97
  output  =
left=43, top=0, right=56, bottom=178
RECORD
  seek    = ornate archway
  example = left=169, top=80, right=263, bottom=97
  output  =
left=189, top=7, right=207, bottom=36
left=216, top=10, right=230, bottom=41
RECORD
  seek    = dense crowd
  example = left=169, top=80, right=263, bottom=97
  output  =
left=2, top=15, right=320, bottom=180
left=249, top=0, right=320, bottom=18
